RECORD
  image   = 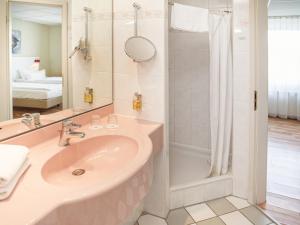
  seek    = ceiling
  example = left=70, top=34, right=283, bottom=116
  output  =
left=269, top=0, right=300, bottom=16
left=10, top=3, right=62, bottom=26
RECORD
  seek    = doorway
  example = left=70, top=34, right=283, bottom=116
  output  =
left=259, top=1, right=300, bottom=224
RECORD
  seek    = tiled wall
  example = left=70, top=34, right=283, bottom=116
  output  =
left=113, top=0, right=169, bottom=218
left=169, top=2, right=211, bottom=187
left=70, top=0, right=113, bottom=109
left=169, top=30, right=211, bottom=152
left=113, top=0, right=167, bottom=123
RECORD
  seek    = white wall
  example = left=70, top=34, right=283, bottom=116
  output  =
left=70, top=0, right=113, bottom=109
left=12, top=19, right=62, bottom=76
left=48, top=25, right=62, bottom=76
left=113, top=0, right=169, bottom=217
left=12, top=19, right=49, bottom=72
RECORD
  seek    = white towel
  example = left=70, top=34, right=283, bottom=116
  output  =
left=0, top=159, right=30, bottom=200
left=0, top=144, right=29, bottom=187
left=171, top=3, right=209, bottom=33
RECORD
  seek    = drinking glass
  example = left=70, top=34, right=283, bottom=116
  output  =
left=106, top=114, right=119, bottom=129
left=90, top=114, right=103, bottom=129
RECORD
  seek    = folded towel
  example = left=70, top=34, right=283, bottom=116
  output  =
left=171, top=3, right=209, bottom=32
left=0, top=144, right=29, bottom=187
left=0, top=159, right=30, bottom=200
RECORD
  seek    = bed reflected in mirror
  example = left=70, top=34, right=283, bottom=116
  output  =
left=0, top=0, right=113, bottom=141
left=10, top=3, right=64, bottom=119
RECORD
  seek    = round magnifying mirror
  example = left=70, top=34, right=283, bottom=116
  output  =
left=124, top=36, right=156, bottom=62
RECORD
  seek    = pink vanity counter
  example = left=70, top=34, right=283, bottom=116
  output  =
left=0, top=105, right=164, bottom=225
left=0, top=116, right=55, bottom=140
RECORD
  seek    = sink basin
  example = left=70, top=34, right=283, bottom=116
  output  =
left=42, top=135, right=139, bottom=187
left=0, top=114, right=160, bottom=225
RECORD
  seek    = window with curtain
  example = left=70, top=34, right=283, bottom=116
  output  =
left=268, top=17, right=300, bottom=120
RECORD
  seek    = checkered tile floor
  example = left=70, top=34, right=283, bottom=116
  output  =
left=136, top=196, right=278, bottom=225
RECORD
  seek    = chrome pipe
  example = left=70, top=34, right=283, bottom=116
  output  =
left=83, top=7, right=92, bottom=60
left=133, top=2, right=141, bottom=36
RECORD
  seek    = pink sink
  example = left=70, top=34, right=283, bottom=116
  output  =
left=42, top=135, right=139, bottom=187
left=0, top=113, right=161, bottom=225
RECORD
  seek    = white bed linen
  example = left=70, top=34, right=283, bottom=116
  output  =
left=14, top=77, right=62, bottom=84
left=12, top=82, right=62, bottom=100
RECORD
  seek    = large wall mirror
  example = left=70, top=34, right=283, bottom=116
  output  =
left=0, top=0, right=113, bottom=141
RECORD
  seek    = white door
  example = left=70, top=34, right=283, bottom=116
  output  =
left=250, top=0, right=269, bottom=204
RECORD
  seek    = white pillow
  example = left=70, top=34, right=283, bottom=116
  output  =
left=18, top=69, right=46, bottom=80
left=30, top=63, right=39, bottom=72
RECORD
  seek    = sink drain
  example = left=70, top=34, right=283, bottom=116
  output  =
left=72, top=169, right=85, bottom=176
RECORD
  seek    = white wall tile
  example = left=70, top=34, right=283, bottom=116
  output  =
left=170, top=30, right=210, bottom=151
left=203, top=179, right=230, bottom=201
left=170, top=176, right=233, bottom=209
left=71, top=0, right=113, bottom=109
left=113, top=0, right=168, bottom=218
left=114, top=0, right=165, bottom=13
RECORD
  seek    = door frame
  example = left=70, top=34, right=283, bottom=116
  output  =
left=249, top=0, right=269, bottom=204
left=0, top=0, right=11, bottom=122
left=2, top=0, right=70, bottom=121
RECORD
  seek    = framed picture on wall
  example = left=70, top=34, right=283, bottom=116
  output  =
left=12, top=30, right=21, bottom=54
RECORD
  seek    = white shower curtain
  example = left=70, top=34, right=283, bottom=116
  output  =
left=209, top=13, right=233, bottom=176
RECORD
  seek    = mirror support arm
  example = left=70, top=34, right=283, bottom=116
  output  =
left=133, top=3, right=141, bottom=37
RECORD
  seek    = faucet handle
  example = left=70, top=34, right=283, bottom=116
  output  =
left=71, top=123, right=81, bottom=128
left=22, top=113, right=33, bottom=119
left=62, top=119, right=73, bottom=127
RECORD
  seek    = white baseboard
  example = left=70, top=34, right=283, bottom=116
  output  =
left=170, top=175, right=233, bottom=209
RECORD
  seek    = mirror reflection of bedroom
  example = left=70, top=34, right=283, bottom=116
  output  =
left=10, top=2, right=63, bottom=119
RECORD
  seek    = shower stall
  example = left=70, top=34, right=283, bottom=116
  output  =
left=169, top=0, right=233, bottom=209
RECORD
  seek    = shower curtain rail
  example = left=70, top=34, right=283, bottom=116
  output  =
left=168, top=0, right=232, bottom=13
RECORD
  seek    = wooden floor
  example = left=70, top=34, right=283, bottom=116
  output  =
left=260, top=118, right=300, bottom=225
left=13, top=106, right=62, bottom=119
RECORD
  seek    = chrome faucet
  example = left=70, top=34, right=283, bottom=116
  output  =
left=59, top=119, right=85, bottom=146
left=21, top=113, right=41, bottom=128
